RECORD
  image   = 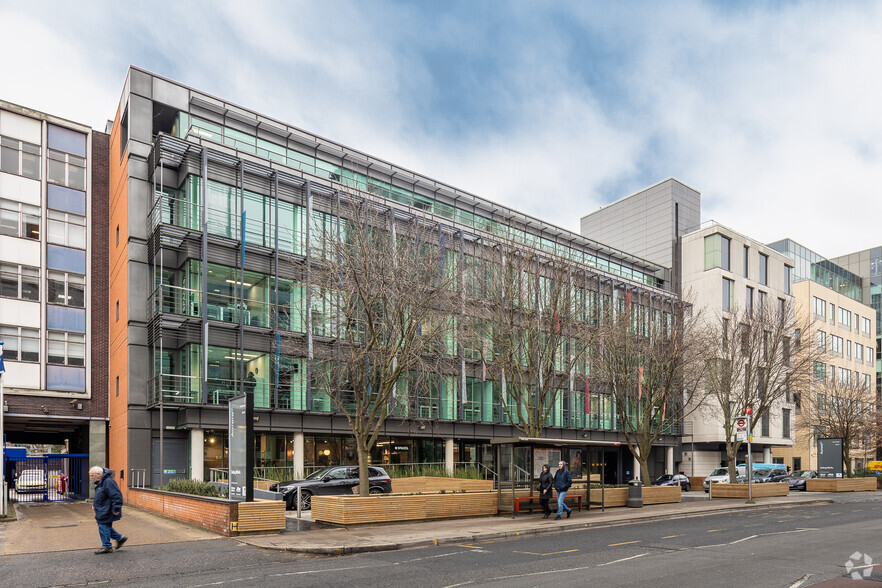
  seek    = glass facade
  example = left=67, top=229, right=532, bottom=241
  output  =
left=769, top=239, right=862, bottom=301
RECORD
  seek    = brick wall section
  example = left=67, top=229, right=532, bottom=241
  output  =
left=127, top=488, right=237, bottom=536
left=90, top=130, right=110, bottom=422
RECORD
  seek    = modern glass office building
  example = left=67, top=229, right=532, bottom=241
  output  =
left=108, top=67, right=681, bottom=488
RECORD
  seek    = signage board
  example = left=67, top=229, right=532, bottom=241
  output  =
left=817, top=438, right=843, bottom=479
left=533, top=448, right=562, bottom=478
left=868, top=461, right=882, bottom=472
left=228, top=394, right=254, bottom=502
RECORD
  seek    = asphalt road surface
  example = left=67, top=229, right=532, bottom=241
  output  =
left=1, top=499, right=880, bottom=587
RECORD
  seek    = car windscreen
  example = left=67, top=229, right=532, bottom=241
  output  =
left=305, top=468, right=332, bottom=480
left=655, top=475, right=673, bottom=482
left=709, top=469, right=728, bottom=476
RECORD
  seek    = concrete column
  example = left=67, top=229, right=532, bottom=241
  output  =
left=666, top=446, right=674, bottom=475
left=763, top=447, right=771, bottom=464
left=445, top=438, right=455, bottom=476
left=633, top=455, right=641, bottom=480
left=190, top=428, right=204, bottom=481
left=293, top=432, right=305, bottom=477
left=89, top=420, right=107, bottom=497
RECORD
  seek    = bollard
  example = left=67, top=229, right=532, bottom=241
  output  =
left=296, top=486, right=302, bottom=519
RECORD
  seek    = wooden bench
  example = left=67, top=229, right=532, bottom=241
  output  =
left=514, top=494, right=582, bottom=514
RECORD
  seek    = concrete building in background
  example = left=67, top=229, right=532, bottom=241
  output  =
left=579, top=178, right=700, bottom=294
left=0, top=100, right=108, bottom=461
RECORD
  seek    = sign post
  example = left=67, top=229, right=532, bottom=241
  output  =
left=228, top=394, right=253, bottom=502
left=735, top=413, right=752, bottom=501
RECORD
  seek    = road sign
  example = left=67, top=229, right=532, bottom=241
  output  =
left=745, top=407, right=752, bottom=415
left=736, top=418, right=747, bottom=429
left=736, top=432, right=747, bottom=442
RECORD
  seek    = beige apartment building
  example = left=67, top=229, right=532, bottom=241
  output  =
left=772, top=280, right=876, bottom=472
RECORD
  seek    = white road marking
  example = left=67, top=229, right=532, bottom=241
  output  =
left=788, top=574, right=812, bottom=588
left=729, top=535, right=757, bottom=544
left=596, top=553, right=650, bottom=567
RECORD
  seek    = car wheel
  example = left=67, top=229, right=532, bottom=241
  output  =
left=685, top=483, right=691, bottom=492
left=369, top=487, right=383, bottom=494
left=300, top=491, right=312, bottom=510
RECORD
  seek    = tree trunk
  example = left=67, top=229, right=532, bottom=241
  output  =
left=843, top=447, right=853, bottom=478
left=726, top=443, right=739, bottom=486
left=356, top=438, right=370, bottom=497
left=637, top=455, right=651, bottom=483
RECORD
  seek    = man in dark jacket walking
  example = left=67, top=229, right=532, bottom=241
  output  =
left=90, top=466, right=127, bottom=554
left=553, top=460, right=572, bottom=520
left=538, top=464, right=553, bottom=518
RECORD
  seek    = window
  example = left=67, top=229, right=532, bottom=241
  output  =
left=0, top=135, right=41, bottom=179
left=856, top=344, right=864, bottom=362
left=47, top=210, right=86, bottom=249
left=759, top=253, right=768, bottom=285
left=0, top=199, right=40, bottom=239
left=47, top=331, right=86, bottom=366
left=830, top=335, right=843, bottom=356
left=746, top=286, right=754, bottom=314
left=705, top=233, right=731, bottom=271
left=761, top=413, right=770, bottom=437
left=863, top=373, right=872, bottom=391
left=817, top=393, right=826, bottom=411
left=829, top=303, right=835, bottom=324
left=828, top=364, right=835, bottom=383
left=743, top=245, right=749, bottom=278
left=722, top=277, right=734, bottom=311
left=868, top=346, right=874, bottom=364
left=813, top=361, right=826, bottom=380
left=0, top=263, right=39, bottom=301
left=839, top=307, right=851, bottom=329
left=847, top=340, right=852, bottom=359
left=758, top=291, right=767, bottom=313
left=862, top=317, right=871, bottom=336
left=784, top=265, right=792, bottom=295
left=0, top=325, right=40, bottom=361
left=47, top=271, right=85, bottom=307
left=47, top=149, right=86, bottom=190
left=813, top=297, right=826, bottom=319
left=783, top=409, right=791, bottom=439
left=838, top=367, right=850, bottom=385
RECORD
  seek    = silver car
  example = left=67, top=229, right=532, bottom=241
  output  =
left=703, top=467, right=731, bottom=492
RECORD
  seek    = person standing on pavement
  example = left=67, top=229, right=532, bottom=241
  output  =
left=553, top=460, right=572, bottom=520
left=90, top=466, right=127, bottom=554
left=538, top=464, right=553, bottom=518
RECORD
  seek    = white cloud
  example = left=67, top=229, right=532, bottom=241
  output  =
left=2, top=1, right=880, bottom=259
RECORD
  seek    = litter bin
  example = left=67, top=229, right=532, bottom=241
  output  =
left=627, top=478, right=643, bottom=508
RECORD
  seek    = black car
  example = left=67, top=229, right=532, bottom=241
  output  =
left=270, top=466, right=392, bottom=510
left=787, top=469, right=818, bottom=491
left=652, top=474, right=691, bottom=492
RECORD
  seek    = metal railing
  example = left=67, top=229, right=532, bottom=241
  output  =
left=130, top=469, right=147, bottom=489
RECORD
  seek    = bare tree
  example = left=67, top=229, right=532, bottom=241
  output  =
left=591, top=293, right=710, bottom=481
left=279, top=195, right=456, bottom=496
left=798, top=373, right=879, bottom=477
left=463, top=229, right=594, bottom=437
left=702, top=300, right=820, bottom=484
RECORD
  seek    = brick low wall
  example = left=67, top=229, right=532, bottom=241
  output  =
left=127, top=488, right=236, bottom=536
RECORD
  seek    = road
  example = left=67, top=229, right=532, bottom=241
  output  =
left=1, top=499, right=880, bottom=587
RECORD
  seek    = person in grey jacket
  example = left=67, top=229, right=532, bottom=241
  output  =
left=538, top=464, right=554, bottom=518
left=90, top=466, right=127, bottom=554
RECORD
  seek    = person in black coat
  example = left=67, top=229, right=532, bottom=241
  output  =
left=553, top=460, right=573, bottom=520
left=90, top=466, right=127, bottom=554
left=538, top=464, right=553, bottom=518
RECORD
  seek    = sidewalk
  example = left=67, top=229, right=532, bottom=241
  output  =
left=237, top=491, right=875, bottom=555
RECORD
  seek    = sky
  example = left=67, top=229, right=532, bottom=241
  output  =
left=2, top=1, right=881, bottom=259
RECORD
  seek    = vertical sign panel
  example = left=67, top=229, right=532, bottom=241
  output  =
left=228, top=394, right=253, bottom=501
left=817, top=437, right=843, bottom=479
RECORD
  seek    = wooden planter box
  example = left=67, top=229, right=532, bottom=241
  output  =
left=806, top=478, right=877, bottom=492
left=690, top=476, right=705, bottom=490
left=585, top=485, right=681, bottom=507
left=711, top=482, right=789, bottom=498
left=312, top=491, right=497, bottom=525
left=127, top=488, right=285, bottom=536
left=391, top=476, right=493, bottom=494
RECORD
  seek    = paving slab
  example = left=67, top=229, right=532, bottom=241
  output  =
left=0, top=501, right=218, bottom=555
left=238, top=491, right=880, bottom=555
